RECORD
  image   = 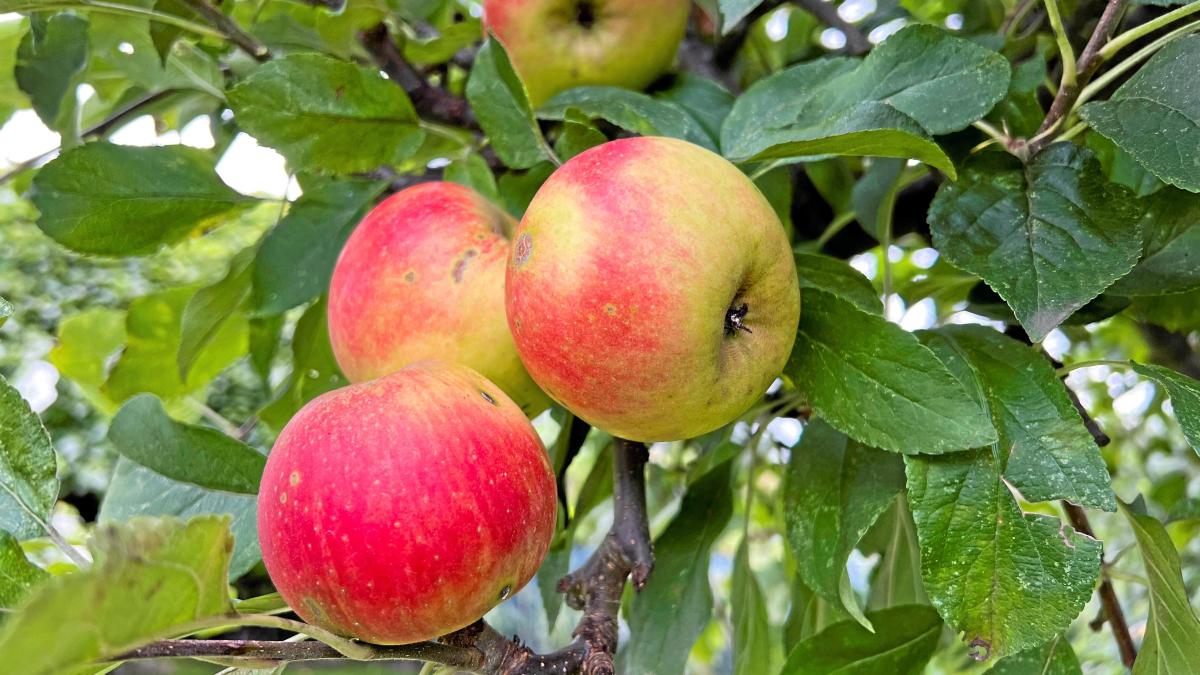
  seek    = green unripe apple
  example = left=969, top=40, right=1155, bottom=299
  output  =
left=482, top=0, right=691, bottom=107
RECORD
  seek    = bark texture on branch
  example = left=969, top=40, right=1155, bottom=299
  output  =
left=182, top=0, right=270, bottom=61
left=1061, top=502, right=1138, bottom=668
left=1029, top=0, right=1128, bottom=154
left=1059, top=385, right=1137, bottom=668
left=360, top=24, right=477, bottom=129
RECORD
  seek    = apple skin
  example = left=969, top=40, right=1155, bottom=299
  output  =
left=257, top=361, right=557, bottom=645
left=505, top=137, right=801, bottom=442
left=328, top=182, right=550, bottom=417
left=482, top=0, right=690, bottom=107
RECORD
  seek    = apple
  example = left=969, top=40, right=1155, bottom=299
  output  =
left=505, top=136, right=801, bottom=442
left=481, top=0, right=691, bottom=107
left=328, top=181, right=550, bottom=416
left=257, top=361, right=557, bottom=645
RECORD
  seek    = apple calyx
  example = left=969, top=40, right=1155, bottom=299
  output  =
left=724, top=302, right=753, bottom=337
left=575, top=1, right=596, bottom=28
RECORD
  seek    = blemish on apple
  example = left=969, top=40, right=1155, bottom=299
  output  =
left=452, top=248, right=479, bottom=283
left=514, top=233, right=533, bottom=267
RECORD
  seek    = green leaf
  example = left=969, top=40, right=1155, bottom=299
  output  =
left=1120, top=500, right=1200, bottom=673
left=985, top=635, right=1082, bottom=675
left=259, top=297, right=346, bottom=430
left=805, top=160, right=855, bottom=216
left=403, top=19, right=481, bottom=64
left=654, top=73, right=735, bottom=148
left=989, top=54, right=1046, bottom=139
left=252, top=176, right=388, bottom=315
left=164, top=39, right=224, bottom=99
left=1132, top=363, right=1200, bottom=455
left=0, top=530, right=47, bottom=610
left=725, top=100, right=957, bottom=177
left=108, top=394, right=265, bottom=494
left=540, top=86, right=715, bottom=151
left=234, top=592, right=286, bottom=615
left=784, top=419, right=905, bottom=626
left=30, top=143, right=253, bottom=256
left=179, top=247, right=254, bottom=378
left=860, top=497, right=927, bottom=610
left=722, top=25, right=1010, bottom=169
left=1086, top=132, right=1163, bottom=197
left=1079, top=35, right=1200, bottom=192
left=779, top=604, right=942, bottom=675
left=625, top=461, right=733, bottom=674
left=553, top=108, right=607, bottom=161
left=467, top=39, right=553, bottom=169
left=918, top=326, right=1115, bottom=510
left=906, top=450, right=1102, bottom=659
left=537, top=526, right=571, bottom=630
left=14, top=12, right=88, bottom=133
left=444, top=153, right=501, bottom=202
left=785, top=290, right=997, bottom=454
left=1109, top=188, right=1200, bottom=296
left=84, top=0, right=178, bottom=95
left=498, top=162, right=556, bottom=218
left=785, top=576, right=844, bottom=647
left=850, top=158, right=905, bottom=240
left=0, top=20, right=28, bottom=127
left=100, top=459, right=260, bottom=580
left=719, top=0, right=766, bottom=33
left=1127, top=288, right=1200, bottom=332
left=147, top=0, right=188, bottom=61
left=247, top=315, right=283, bottom=383
left=228, top=53, right=425, bottom=174
left=928, top=144, right=1144, bottom=341
left=0, top=297, right=11, bottom=329
left=755, top=167, right=796, bottom=239
left=47, top=309, right=126, bottom=413
left=794, top=253, right=881, bottom=315
left=0, top=515, right=234, bottom=675
left=0, top=375, right=59, bottom=541
left=103, top=287, right=248, bottom=403
left=732, top=537, right=780, bottom=675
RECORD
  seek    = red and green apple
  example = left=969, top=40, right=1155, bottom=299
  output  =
left=257, top=361, right=557, bottom=644
left=505, top=136, right=801, bottom=442
left=328, top=181, right=549, bottom=416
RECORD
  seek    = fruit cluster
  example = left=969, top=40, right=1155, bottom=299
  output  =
left=257, top=2, right=800, bottom=647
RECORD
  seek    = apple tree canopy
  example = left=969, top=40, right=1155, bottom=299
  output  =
left=1, top=0, right=1200, bottom=673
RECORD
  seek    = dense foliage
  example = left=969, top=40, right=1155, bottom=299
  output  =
left=1, top=0, right=1199, bottom=673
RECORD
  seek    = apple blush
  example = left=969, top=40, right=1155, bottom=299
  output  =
left=257, top=361, right=557, bottom=644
